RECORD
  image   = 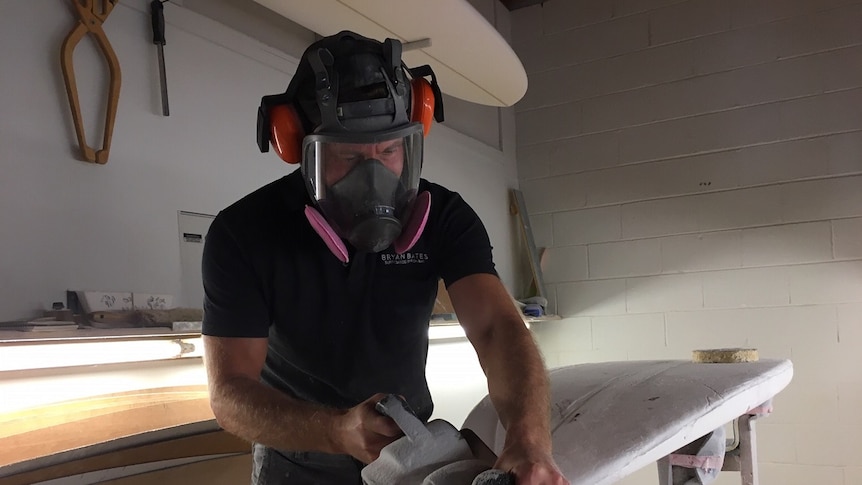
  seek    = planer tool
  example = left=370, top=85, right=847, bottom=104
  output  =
left=362, top=394, right=514, bottom=485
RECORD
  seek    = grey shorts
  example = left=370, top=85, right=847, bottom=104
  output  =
left=251, top=443, right=365, bottom=485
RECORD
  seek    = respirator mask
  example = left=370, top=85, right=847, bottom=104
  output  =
left=302, top=123, right=425, bottom=255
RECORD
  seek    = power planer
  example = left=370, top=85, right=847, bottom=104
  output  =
left=362, top=394, right=514, bottom=485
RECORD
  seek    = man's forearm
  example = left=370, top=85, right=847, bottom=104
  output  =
left=480, top=317, right=553, bottom=450
left=210, top=376, right=344, bottom=453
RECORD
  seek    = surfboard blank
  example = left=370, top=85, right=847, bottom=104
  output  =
left=463, top=359, right=793, bottom=484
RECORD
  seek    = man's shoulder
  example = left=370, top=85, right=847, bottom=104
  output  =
left=420, top=178, right=461, bottom=204
left=421, top=179, right=477, bottom=218
left=220, top=170, right=306, bottom=221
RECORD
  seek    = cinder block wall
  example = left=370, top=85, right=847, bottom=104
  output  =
left=511, top=1, right=862, bottom=483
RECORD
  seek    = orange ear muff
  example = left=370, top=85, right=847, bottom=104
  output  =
left=411, top=77, right=435, bottom=136
left=269, top=104, right=304, bottom=164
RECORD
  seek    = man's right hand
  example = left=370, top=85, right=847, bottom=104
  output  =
left=332, top=393, right=404, bottom=463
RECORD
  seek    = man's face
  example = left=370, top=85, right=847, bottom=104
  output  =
left=322, top=139, right=405, bottom=186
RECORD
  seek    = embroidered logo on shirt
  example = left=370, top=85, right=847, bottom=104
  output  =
left=380, top=252, right=429, bottom=265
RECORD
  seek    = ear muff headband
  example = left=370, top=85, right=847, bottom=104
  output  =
left=264, top=77, right=436, bottom=165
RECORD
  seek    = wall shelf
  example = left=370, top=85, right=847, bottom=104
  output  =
left=0, top=327, right=198, bottom=345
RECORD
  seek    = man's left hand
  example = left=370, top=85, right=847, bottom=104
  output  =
left=495, top=446, right=569, bottom=485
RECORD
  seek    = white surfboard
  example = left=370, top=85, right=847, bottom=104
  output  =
left=251, top=0, right=528, bottom=107
left=462, top=359, right=793, bottom=484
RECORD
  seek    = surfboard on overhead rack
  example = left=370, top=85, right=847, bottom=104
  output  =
left=251, top=0, right=528, bottom=107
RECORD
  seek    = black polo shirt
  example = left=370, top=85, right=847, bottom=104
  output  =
left=202, top=170, right=496, bottom=421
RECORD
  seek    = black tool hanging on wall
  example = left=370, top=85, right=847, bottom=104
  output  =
left=151, top=0, right=169, bottom=116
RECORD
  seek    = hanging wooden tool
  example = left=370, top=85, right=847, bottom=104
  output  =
left=510, top=188, right=547, bottom=300
left=60, top=0, right=122, bottom=164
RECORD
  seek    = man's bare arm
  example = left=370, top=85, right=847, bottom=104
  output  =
left=203, top=335, right=401, bottom=463
left=447, top=273, right=567, bottom=484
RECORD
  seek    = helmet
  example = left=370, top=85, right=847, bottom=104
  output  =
left=256, top=31, right=444, bottom=257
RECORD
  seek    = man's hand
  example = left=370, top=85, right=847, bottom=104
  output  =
left=331, top=393, right=404, bottom=464
left=495, top=444, right=569, bottom=485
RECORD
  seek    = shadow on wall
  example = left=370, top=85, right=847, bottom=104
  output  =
left=536, top=216, right=859, bottom=366
left=548, top=218, right=848, bottom=319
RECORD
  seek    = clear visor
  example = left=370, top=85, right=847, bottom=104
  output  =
left=301, top=123, right=424, bottom=202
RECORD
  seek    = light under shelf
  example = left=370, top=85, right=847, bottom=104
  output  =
left=0, top=336, right=203, bottom=372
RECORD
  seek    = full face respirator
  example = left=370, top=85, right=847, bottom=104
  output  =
left=256, top=31, right=444, bottom=262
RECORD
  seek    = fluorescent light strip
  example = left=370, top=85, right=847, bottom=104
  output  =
left=428, top=325, right=465, bottom=340
left=0, top=337, right=203, bottom=372
left=428, top=321, right=530, bottom=341
left=2, top=319, right=533, bottom=370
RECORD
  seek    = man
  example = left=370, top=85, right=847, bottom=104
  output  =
left=202, top=31, right=567, bottom=484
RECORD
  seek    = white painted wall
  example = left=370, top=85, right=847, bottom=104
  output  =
left=0, top=0, right=519, bottom=434
left=1, top=0, right=297, bottom=320
left=0, top=0, right=520, bottom=321
left=512, top=0, right=862, bottom=483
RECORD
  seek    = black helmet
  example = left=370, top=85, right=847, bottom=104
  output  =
left=290, top=31, right=413, bottom=134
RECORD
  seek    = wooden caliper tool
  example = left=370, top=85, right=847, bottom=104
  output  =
left=60, top=0, right=122, bottom=164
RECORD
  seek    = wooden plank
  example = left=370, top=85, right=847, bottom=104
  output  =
left=0, top=386, right=209, bottom=439
left=98, top=453, right=252, bottom=485
left=1, top=430, right=248, bottom=485
left=510, top=188, right=547, bottom=300
left=0, top=386, right=215, bottom=467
